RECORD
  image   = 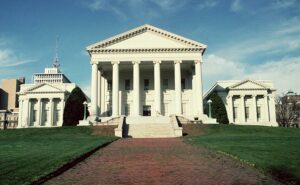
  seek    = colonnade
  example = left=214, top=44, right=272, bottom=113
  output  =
left=90, top=59, right=204, bottom=117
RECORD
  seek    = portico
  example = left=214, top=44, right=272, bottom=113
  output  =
left=87, top=24, right=211, bottom=123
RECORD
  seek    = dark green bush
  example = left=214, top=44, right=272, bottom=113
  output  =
left=63, top=87, right=89, bottom=126
left=205, top=93, right=229, bottom=124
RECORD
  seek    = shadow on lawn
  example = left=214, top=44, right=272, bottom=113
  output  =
left=268, top=166, right=300, bottom=185
left=31, top=140, right=117, bottom=185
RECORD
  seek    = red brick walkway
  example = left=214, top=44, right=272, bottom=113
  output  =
left=45, top=138, right=278, bottom=185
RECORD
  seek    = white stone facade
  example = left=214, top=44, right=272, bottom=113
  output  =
left=86, top=24, right=214, bottom=124
left=204, top=80, right=278, bottom=126
left=18, top=68, right=76, bottom=128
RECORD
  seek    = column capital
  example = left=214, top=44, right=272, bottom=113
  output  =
left=252, top=94, right=257, bottom=98
left=111, top=61, right=120, bottom=65
left=194, top=60, right=202, bottom=64
left=153, top=60, right=161, bottom=64
left=240, top=95, right=245, bottom=98
left=91, top=60, right=98, bottom=65
left=174, top=60, right=182, bottom=64
left=132, top=61, right=141, bottom=65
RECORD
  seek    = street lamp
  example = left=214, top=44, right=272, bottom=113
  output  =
left=208, top=99, right=212, bottom=118
left=83, top=101, right=88, bottom=120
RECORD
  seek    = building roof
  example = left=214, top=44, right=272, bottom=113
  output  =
left=86, top=24, right=207, bottom=54
left=204, top=79, right=276, bottom=100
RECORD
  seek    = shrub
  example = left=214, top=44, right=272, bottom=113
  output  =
left=205, top=93, right=229, bottom=124
left=63, top=87, right=89, bottom=126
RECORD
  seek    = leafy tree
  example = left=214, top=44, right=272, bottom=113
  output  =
left=276, top=95, right=300, bottom=127
left=63, top=87, right=89, bottom=126
left=205, top=93, right=229, bottom=124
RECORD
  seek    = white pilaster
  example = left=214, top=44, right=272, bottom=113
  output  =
left=227, top=95, right=234, bottom=123
left=264, top=95, right=270, bottom=122
left=60, top=99, right=65, bottom=126
left=154, top=60, right=161, bottom=116
left=174, top=60, right=182, bottom=114
left=252, top=95, right=257, bottom=123
left=100, top=76, right=106, bottom=116
left=49, top=98, right=53, bottom=126
left=17, top=99, right=23, bottom=128
left=194, top=59, right=204, bottom=115
left=91, top=62, right=98, bottom=116
left=112, top=61, right=120, bottom=116
left=241, top=95, right=246, bottom=123
left=37, top=98, right=42, bottom=126
left=132, top=61, right=140, bottom=116
left=27, top=99, right=31, bottom=126
left=97, top=69, right=102, bottom=115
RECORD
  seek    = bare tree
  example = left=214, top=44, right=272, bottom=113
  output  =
left=276, top=96, right=300, bottom=127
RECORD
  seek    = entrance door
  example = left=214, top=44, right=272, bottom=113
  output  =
left=143, top=105, right=151, bottom=116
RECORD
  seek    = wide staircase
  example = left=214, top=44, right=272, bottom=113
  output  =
left=120, top=116, right=182, bottom=138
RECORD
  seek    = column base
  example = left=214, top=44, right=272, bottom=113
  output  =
left=78, top=119, right=92, bottom=126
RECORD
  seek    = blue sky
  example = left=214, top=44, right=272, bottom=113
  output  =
left=0, top=0, right=299, bottom=96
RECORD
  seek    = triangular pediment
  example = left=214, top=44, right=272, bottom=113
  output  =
left=229, top=80, right=268, bottom=90
left=87, top=24, right=206, bottom=51
left=26, top=83, right=64, bottom=93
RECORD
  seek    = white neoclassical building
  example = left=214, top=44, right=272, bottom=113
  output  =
left=18, top=60, right=76, bottom=128
left=86, top=24, right=215, bottom=128
left=204, top=80, right=278, bottom=126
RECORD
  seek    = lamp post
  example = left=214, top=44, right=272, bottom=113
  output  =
left=83, top=101, right=88, bottom=120
left=208, top=99, right=212, bottom=118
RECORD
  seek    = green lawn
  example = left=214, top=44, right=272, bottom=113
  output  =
left=0, top=126, right=117, bottom=185
left=185, top=124, right=300, bottom=184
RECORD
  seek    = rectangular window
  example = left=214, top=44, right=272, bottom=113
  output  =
left=163, top=79, right=169, bottom=90
left=144, top=79, right=149, bottom=90
left=125, top=79, right=130, bottom=90
left=245, top=106, right=249, bottom=121
left=181, top=78, right=186, bottom=90
left=257, top=106, right=261, bottom=120
left=143, top=105, right=151, bottom=116
left=107, top=80, right=112, bottom=91
left=233, top=107, right=238, bottom=121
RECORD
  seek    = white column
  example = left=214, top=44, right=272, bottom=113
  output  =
left=194, top=59, right=204, bottom=115
left=48, top=98, right=53, bottom=126
left=97, top=69, right=102, bottom=115
left=252, top=95, right=257, bottom=123
left=27, top=99, right=31, bottom=126
left=100, top=76, right=106, bottom=116
left=112, top=61, right=120, bottom=116
left=241, top=95, right=246, bottom=123
left=227, top=95, right=234, bottom=123
left=60, top=99, right=65, bottom=126
left=174, top=60, right=182, bottom=114
left=132, top=61, right=140, bottom=116
left=264, top=95, right=270, bottom=122
left=91, top=62, right=98, bottom=116
left=37, top=98, right=42, bottom=126
left=154, top=60, right=161, bottom=116
left=17, top=99, right=23, bottom=128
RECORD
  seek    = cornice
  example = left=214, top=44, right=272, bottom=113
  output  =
left=89, top=48, right=203, bottom=54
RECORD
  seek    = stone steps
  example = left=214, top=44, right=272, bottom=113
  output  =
left=126, top=123, right=175, bottom=138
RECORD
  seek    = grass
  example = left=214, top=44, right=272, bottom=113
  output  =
left=184, top=124, right=300, bottom=184
left=0, top=126, right=117, bottom=185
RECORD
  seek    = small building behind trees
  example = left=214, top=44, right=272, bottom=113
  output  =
left=204, top=79, right=278, bottom=126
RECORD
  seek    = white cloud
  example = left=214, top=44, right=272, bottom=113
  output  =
left=202, top=54, right=300, bottom=95
left=230, top=0, right=242, bottom=12
left=82, top=0, right=186, bottom=20
left=271, top=0, right=296, bottom=9
left=197, top=0, right=218, bottom=9
left=245, top=56, right=300, bottom=94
